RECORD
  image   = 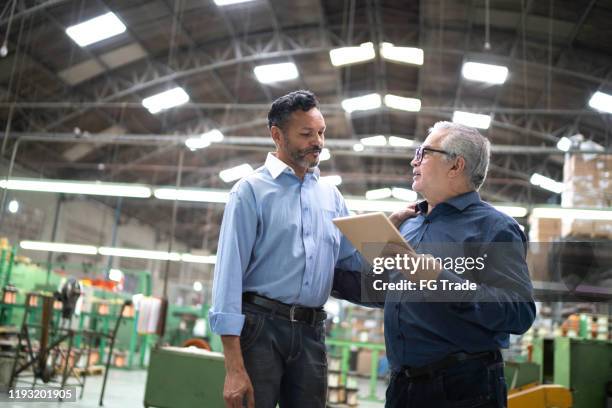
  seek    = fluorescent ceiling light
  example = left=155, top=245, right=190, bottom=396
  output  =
left=0, top=178, right=151, bottom=198
left=556, top=137, right=572, bottom=152
left=20, top=240, right=97, bottom=255
left=65, top=12, right=126, bottom=47
left=360, top=135, right=387, bottom=146
left=329, top=42, right=375, bottom=66
left=345, top=198, right=405, bottom=213
left=366, top=188, right=392, bottom=200
left=181, top=254, right=217, bottom=264
left=493, top=205, right=528, bottom=218
left=214, top=0, right=255, bottom=5
left=388, top=136, right=415, bottom=148
left=452, top=111, right=491, bottom=129
left=342, top=93, right=382, bottom=113
left=530, top=173, right=563, bottom=194
left=202, top=129, right=224, bottom=143
left=253, top=62, right=298, bottom=84
left=321, top=175, right=342, bottom=186
left=142, top=87, right=189, bottom=114
left=384, top=94, right=421, bottom=112
left=219, top=163, right=254, bottom=183
left=185, top=137, right=211, bottom=151
left=154, top=188, right=229, bottom=203
left=99, top=247, right=181, bottom=261
left=193, top=281, right=203, bottom=292
left=588, top=91, right=612, bottom=114
left=108, top=268, right=124, bottom=282
left=461, top=62, right=509, bottom=84
left=391, top=187, right=418, bottom=202
left=353, top=143, right=364, bottom=152
left=380, top=43, right=423, bottom=65
left=7, top=200, right=19, bottom=213
left=532, top=207, right=612, bottom=221
left=320, top=148, right=331, bottom=161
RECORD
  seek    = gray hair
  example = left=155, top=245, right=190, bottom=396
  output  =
left=428, top=121, right=491, bottom=190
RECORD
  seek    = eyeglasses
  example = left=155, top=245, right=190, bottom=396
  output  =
left=413, top=146, right=454, bottom=165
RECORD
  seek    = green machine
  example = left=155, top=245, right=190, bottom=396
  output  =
left=532, top=336, right=612, bottom=408
left=144, top=347, right=226, bottom=408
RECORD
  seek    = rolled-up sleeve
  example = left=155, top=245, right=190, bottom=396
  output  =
left=208, top=181, right=257, bottom=336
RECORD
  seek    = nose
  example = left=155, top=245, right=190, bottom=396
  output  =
left=313, top=133, right=323, bottom=148
left=410, top=156, right=418, bottom=168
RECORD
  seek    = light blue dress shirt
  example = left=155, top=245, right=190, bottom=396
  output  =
left=209, top=153, right=364, bottom=336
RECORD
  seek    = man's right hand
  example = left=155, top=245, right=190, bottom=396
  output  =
left=223, top=367, right=254, bottom=408
left=221, top=335, right=255, bottom=408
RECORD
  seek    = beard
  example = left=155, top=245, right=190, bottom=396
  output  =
left=283, top=137, right=322, bottom=169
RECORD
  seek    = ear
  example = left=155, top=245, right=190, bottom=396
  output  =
left=447, top=156, right=466, bottom=179
left=270, top=125, right=283, bottom=149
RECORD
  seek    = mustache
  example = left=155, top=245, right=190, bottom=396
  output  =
left=301, top=146, right=322, bottom=155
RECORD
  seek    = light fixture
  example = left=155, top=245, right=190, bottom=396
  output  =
left=193, top=281, right=203, bottom=292
left=588, top=91, right=612, bottom=114
left=320, top=148, right=331, bottom=161
left=7, top=200, right=19, bottom=214
left=0, top=178, right=152, bottom=198
left=214, top=0, right=255, bottom=5
left=341, top=93, right=382, bottom=113
left=353, top=143, right=365, bottom=152
left=530, top=173, right=564, bottom=194
left=99, top=247, right=181, bottom=261
left=380, top=43, right=424, bottom=65
left=452, top=111, right=491, bottom=129
left=108, top=268, right=124, bottom=282
left=321, top=175, right=342, bottom=186
left=20, top=241, right=97, bottom=255
left=329, top=42, right=375, bottom=66
left=181, top=254, right=217, bottom=264
left=391, top=188, right=418, bottom=202
left=345, top=198, right=405, bottom=213
left=253, top=62, right=298, bottom=84
left=493, top=206, right=528, bottom=218
left=65, top=12, right=126, bottom=47
left=384, top=94, right=421, bottom=112
left=142, top=87, right=189, bottom=114
left=532, top=207, right=612, bottom=221
left=185, top=137, right=211, bottom=151
left=201, top=129, right=224, bottom=143
left=219, top=163, right=254, bottom=183
left=185, top=129, right=224, bottom=151
left=461, top=62, right=509, bottom=85
left=359, top=135, right=387, bottom=146
left=556, top=137, right=572, bottom=152
left=154, top=188, right=230, bottom=203
left=365, top=188, right=392, bottom=200
left=388, top=136, right=415, bottom=148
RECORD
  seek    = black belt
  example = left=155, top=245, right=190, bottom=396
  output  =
left=398, top=351, right=501, bottom=380
left=242, top=292, right=326, bottom=325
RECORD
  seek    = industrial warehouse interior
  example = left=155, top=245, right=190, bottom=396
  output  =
left=0, top=0, right=611, bottom=407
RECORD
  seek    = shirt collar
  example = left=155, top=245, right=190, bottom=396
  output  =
left=264, top=152, right=320, bottom=180
left=418, top=190, right=480, bottom=213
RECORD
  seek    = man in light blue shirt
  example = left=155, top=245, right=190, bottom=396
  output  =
left=209, top=90, right=366, bottom=408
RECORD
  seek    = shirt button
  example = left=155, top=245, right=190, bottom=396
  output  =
left=309, top=255, right=313, bottom=259
left=305, top=282, right=309, bottom=285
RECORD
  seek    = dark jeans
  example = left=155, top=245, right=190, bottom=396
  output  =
left=240, top=303, right=327, bottom=408
left=386, top=354, right=507, bottom=408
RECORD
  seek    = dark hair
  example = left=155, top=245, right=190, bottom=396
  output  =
left=267, top=90, right=319, bottom=130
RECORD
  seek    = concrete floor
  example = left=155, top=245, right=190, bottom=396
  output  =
left=0, top=370, right=385, bottom=408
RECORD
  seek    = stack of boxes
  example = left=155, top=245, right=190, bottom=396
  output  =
left=561, top=153, right=612, bottom=238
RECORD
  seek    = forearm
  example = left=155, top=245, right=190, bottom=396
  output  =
left=221, top=335, right=246, bottom=373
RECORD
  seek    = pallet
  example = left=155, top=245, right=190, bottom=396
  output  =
left=74, top=365, right=105, bottom=377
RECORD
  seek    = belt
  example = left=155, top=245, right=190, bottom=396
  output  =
left=242, top=292, right=327, bottom=325
left=398, top=351, right=501, bottom=380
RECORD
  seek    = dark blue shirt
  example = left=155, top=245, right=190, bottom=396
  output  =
left=333, top=191, right=536, bottom=370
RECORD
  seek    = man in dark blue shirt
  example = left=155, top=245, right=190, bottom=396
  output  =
left=333, top=121, right=536, bottom=408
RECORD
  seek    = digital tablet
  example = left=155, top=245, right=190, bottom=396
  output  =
left=332, top=212, right=412, bottom=263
